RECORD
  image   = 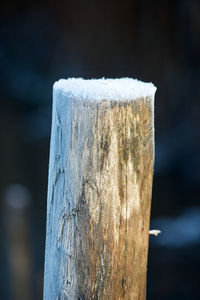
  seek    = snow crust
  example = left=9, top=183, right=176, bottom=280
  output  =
left=54, top=78, right=157, bottom=101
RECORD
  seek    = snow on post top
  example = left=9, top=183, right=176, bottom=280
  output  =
left=54, top=78, right=157, bottom=102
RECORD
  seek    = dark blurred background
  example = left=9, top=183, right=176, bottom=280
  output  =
left=0, top=0, right=200, bottom=299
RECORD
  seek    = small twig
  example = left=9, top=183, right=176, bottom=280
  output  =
left=149, top=229, right=161, bottom=236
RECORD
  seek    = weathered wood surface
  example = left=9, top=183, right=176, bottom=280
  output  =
left=44, top=89, right=154, bottom=299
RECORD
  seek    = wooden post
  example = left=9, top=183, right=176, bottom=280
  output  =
left=44, top=78, right=156, bottom=300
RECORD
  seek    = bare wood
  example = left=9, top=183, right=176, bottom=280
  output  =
left=44, top=83, right=155, bottom=299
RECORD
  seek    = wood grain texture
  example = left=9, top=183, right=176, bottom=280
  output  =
left=44, top=90, right=154, bottom=300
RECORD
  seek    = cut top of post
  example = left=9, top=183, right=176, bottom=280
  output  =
left=54, top=78, right=157, bottom=102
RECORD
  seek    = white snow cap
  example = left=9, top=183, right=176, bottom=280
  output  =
left=54, top=77, right=157, bottom=101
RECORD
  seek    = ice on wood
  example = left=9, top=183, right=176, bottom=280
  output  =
left=54, top=77, right=157, bottom=101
